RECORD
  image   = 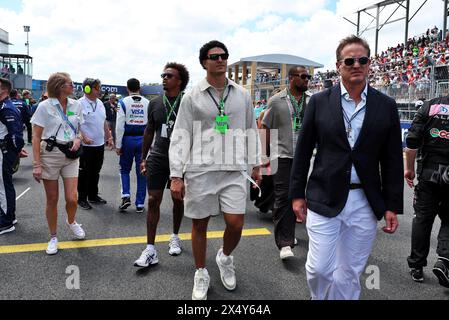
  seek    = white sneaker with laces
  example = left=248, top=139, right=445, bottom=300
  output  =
left=67, top=221, right=86, bottom=240
left=216, top=248, right=236, bottom=291
left=280, top=246, right=294, bottom=260
left=192, top=268, right=210, bottom=300
left=134, top=248, right=158, bottom=267
left=46, top=238, right=58, bottom=255
left=169, top=235, right=182, bottom=256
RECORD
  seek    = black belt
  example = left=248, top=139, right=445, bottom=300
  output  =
left=350, top=183, right=363, bottom=190
left=124, top=132, right=143, bottom=137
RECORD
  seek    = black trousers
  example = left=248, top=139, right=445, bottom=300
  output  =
left=272, top=158, right=296, bottom=249
left=407, top=180, right=449, bottom=268
left=0, top=150, right=18, bottom=225
left=25, top=121, right=32, bottom=143
left=78, top=145, right=105, bottom=201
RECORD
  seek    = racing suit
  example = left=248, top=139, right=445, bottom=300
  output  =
left=116, top=95, right=149, bottom=208
left=0, top=97, right=24, bottom=226
left=406, top=96, right=449, bottom=268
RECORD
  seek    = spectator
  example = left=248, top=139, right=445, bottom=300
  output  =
left=77, top=78, right=114, bottom=210
left=104, top=94, right=118, bottom=145
left=30, top=72, right=85, bottom=254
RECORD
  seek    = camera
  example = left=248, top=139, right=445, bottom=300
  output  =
left=430, top=164, right=449, bottom=185
left=45, top=136, right=57, bottom=152
left=442, top=166, right=449, bottom=184
left=0, top=139, right=7, bottom=153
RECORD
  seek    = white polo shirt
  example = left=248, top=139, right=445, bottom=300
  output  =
left=31, top=98, right=84, bottom=144
left=79, top=96, right=106, bottom=147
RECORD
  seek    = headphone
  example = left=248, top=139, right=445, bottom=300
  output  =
left=83, top=78, right=99, bottom=94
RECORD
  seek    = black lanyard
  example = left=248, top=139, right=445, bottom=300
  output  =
left=87, top=99, right=97, bottom=113
left=342, top=105, right=366, bottom=138
left=207, top=87, right=231, bottom=115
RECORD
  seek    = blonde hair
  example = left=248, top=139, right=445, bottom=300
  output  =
left=46, top=72, right=71, bottom=98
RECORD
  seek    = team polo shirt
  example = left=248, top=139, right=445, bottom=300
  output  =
left=79, top=96, right=106, bottom=147
left=31, top=98, right=84, bottom=143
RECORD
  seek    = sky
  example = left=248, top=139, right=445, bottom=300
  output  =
left=0, top=0, right=444, bottom=86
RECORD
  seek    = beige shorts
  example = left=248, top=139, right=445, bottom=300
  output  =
left=184, top=171, right=247, bottom=220
left=40, top=141, right=79, bottom=180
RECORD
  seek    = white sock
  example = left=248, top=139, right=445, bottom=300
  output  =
left=172, top=234, right=179, bottom=239
left=220, top=250, right=230, bottom=263
left=146, top=244, right=155, bottom=251
left=197, top=268, right=208, bottom=274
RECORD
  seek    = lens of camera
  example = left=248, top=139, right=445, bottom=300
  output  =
left=442, top=166, right=449, bottom=184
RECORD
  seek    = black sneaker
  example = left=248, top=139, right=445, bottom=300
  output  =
left=433, top=259, right=449, bottom=288
left=119, top=197, right=131, bottom=211
left=89, top=196, right=107, bottom=204
left=410, top=268, right=424, bottom=282
left=136, top=206, right=145, bottom=214
left=78, top=199, right=93, bottom=210
left=0, top=223, right=15, bottom=235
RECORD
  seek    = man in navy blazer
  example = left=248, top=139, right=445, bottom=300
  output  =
left=289, top=35, right=403, bottom=300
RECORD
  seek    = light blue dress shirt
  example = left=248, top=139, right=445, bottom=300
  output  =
left=340, top=82, right=368, bottom=184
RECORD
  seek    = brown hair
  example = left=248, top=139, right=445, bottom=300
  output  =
left=0, top=77, right=12, bottom=94
left=46, top=72, right=71, bottom=98
left=336, top=35, right=371, bottom=61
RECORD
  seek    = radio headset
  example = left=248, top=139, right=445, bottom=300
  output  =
left=83, top=78, right=99, bottom=94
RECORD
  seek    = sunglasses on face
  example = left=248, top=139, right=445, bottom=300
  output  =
left=161, top=73, right=177, bottom=79
left=292, top=74, right=312, bottom=80
left=341, top=56, right=370, bottom=66
left=207, top=53, right=229, bottom=61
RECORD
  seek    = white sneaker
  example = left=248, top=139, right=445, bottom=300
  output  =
left=67, top=221, right=86, bottom=240
left=294, top=238, right=298, bottom=246
left=192, top=269, right=210, bottom=300
left=46, top=238, right=58, bottom=255
left=280, top=246, right=294, bottom=260
left=169, top=235, right=182, bottom=256
left=134, top=248, right=158, bottom=267
left=216, top=248, right=236, bottom=291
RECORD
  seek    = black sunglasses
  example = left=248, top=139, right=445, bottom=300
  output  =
left=161, top=73, right=177, bottom=79
left=207, top=53, right=229, bottom=61
left=292, top=74, right=312, bottom=80
left=341, top=56, right=369, bottom=66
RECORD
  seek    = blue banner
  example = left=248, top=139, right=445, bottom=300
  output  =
left=401, top=121, right=412, bottom=147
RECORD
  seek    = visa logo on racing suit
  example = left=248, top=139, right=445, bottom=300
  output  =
left=131, top=109, right=144, bottom=115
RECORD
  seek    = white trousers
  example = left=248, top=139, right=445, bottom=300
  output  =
left=305, top=189, right=378, bottom=300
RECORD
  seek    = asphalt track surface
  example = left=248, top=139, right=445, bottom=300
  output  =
left=1, top=143, right=448, bottom=301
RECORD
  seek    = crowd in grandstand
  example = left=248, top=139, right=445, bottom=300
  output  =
left=307, top=26, right=448, bottom=101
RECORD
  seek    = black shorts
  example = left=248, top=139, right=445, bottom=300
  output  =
left=146, top=155, right=171, bottom=190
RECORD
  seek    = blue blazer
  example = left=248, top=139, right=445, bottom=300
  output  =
left=289, top=84, right=404, bottom=220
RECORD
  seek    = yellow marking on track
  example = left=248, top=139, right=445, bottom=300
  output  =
left=0, top=228, right=271, bottom=255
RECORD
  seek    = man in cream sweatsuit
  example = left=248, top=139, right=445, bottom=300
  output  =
left=169, top=40, right=262, bottom=300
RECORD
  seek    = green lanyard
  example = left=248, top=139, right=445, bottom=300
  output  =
left=288, top=90, right=305, bottom=118
left=288, top=90, right=306, bottom=132
left=163, top=93, right=182, bottom=124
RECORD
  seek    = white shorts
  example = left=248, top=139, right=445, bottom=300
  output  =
left=40, top=141, right=79, bottom=180
left=184, top=171, right=247, bottom=219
